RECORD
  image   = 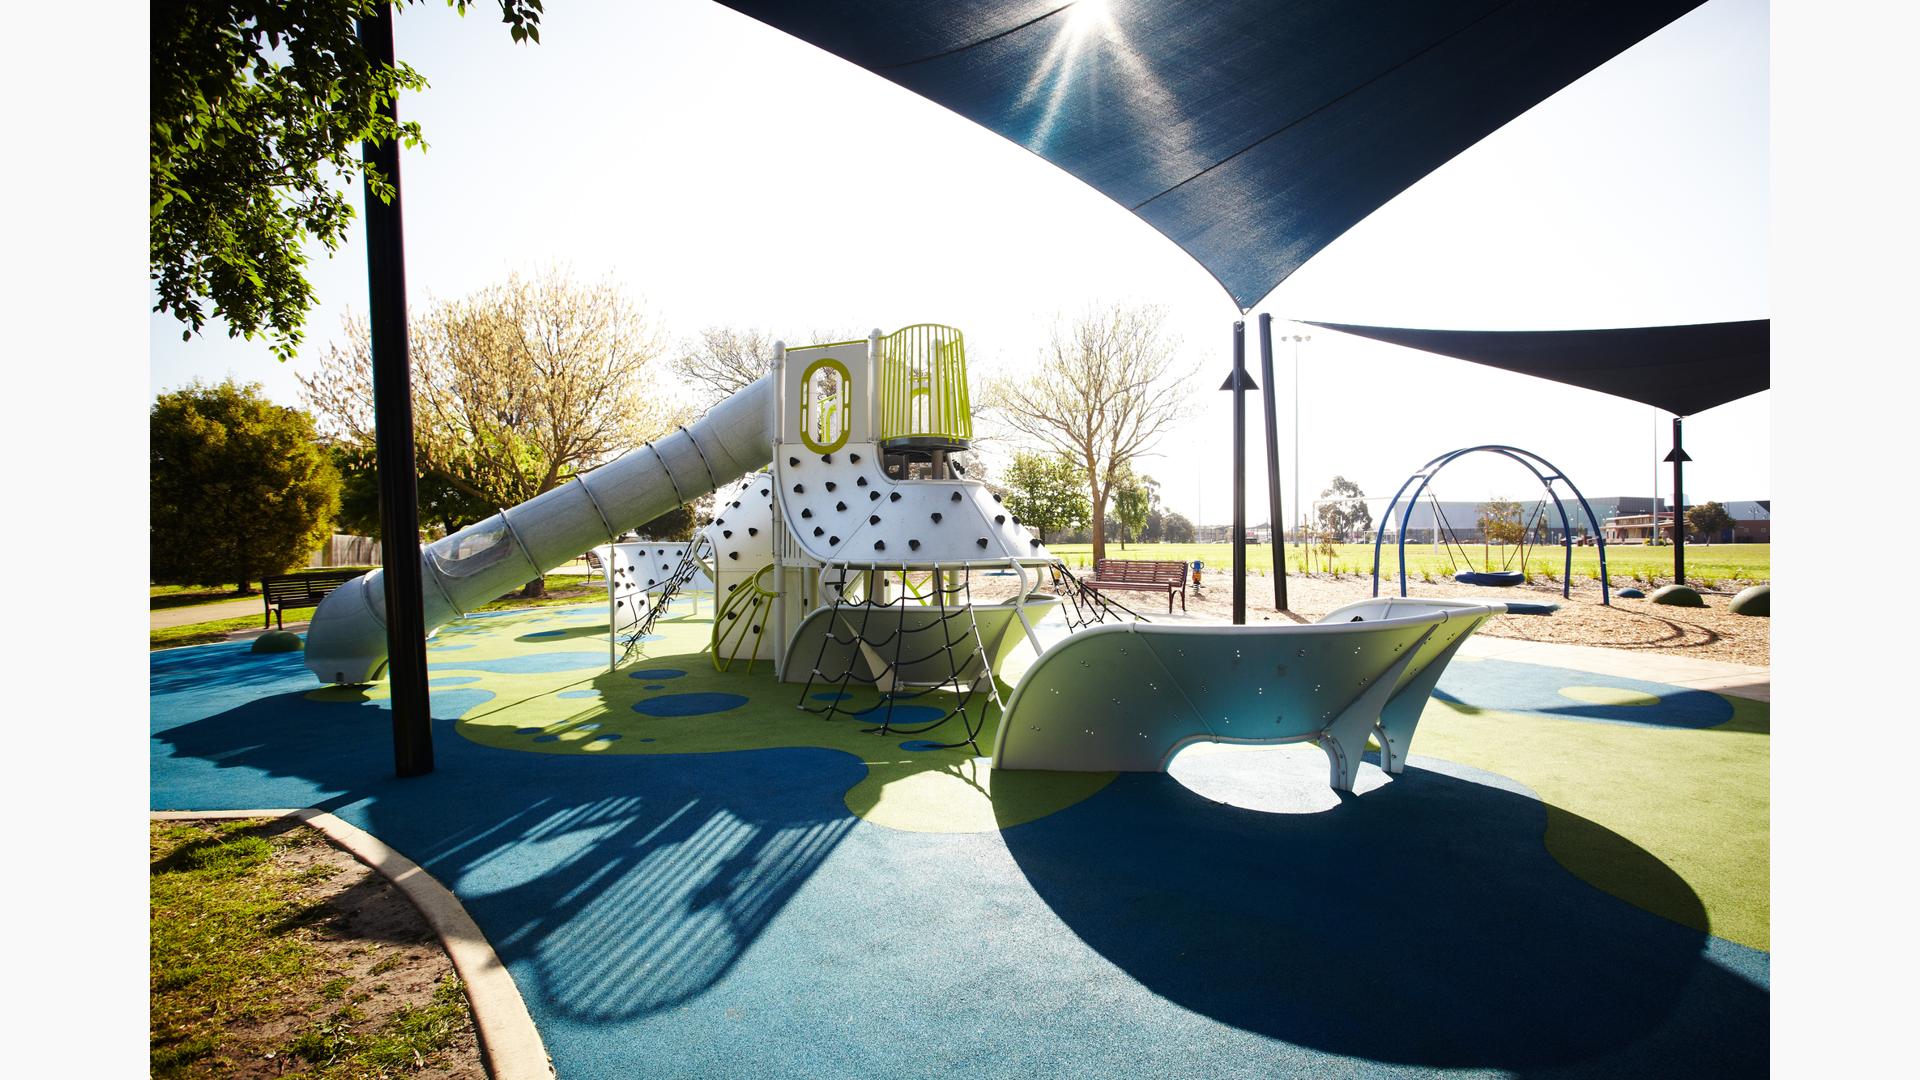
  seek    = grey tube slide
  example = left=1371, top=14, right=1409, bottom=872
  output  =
left=305, top=375, right=775, bottom=684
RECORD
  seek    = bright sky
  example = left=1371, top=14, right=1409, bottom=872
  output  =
left=148, top=0, right=1770, bottom=527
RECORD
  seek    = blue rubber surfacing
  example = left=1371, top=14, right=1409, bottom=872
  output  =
left=150, top=639, right=1765, bottom=1078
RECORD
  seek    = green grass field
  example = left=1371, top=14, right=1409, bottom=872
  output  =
left=1048, top=541, right=1769, bottom=587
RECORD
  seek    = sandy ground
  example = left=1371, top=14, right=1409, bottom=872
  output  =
left=971, top=568, right=1769, bottom=667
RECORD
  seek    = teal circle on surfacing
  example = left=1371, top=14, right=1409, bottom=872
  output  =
left=628, top=668, right=687, bottom=680
left=853, top=704, right=947, bottom=727
left=633, top=693, right=748, bottom=717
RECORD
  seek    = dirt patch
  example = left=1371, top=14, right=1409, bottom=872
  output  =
left=975, top=567, right=1769, bottom=667
left=151, top=818, right=485, bottom=1078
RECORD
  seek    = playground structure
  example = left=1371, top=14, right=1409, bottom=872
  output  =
left=1372, top=445, right=1613, bottom=605
left=305, top=325, right=1504, bottom=788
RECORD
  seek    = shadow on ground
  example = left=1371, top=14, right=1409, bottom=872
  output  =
left=153, top=667, right=861, bottom=1024
left=994, top=754, right=1767, bottom=1075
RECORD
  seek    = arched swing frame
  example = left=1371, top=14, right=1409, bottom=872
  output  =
left=1371, top=445, right=1610, bottom=605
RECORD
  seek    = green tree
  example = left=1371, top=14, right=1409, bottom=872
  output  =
left=1112, top=471, right=1158, bottom=549
left=1000, top=452, right=1090, bottom=545
left=152, top=380, right=342, bottom=593
left=1160, top=511, right=1196, bottom=543
left=329, top=444, right=492, bottom=540
left=151, top=1, right=544, bottom=360
left=1316, top=476, right=1373, bottom=540
left=1686, top=500, right=1737, bottom=542
left=1478, top=497, right=1526, bottom=547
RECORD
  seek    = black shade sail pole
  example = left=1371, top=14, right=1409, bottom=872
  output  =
left=359, top=4, right=433, bottom=777
left=1220, top=321, right=1256, bottom=625
left=1256, top=314, right=1289, bottom=611
left=1664, top=416, right=1691, bottom=588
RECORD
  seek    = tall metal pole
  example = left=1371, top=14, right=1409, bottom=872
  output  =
left=359, top=5, right=433, bottom=777
left=1257, top=316, right=1288, bottom=610
left=1665, top=416, right=1691, bottom=587
left=1220, top=321, right=1255, bottom=625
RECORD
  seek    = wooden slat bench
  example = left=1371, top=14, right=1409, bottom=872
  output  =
left=1086, top=558, right=1188, bottom=613
left=261, top=569, right=369, bottom=629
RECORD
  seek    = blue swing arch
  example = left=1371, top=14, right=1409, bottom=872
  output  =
left=1372, top=445, right=1611, bottom=605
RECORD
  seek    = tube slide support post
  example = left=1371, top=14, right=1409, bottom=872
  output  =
left=358, top=4, right=432, bottom=778
left=1257, top=315, right=1289, bottom=610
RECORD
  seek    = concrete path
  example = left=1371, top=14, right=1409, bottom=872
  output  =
left=150, top=595, right=272, bottom=630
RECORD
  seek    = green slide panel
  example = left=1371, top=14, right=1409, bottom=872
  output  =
left=991, top=598, right=1502, bottom=791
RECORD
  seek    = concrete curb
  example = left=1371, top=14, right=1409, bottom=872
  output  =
left=152, top=809, right=554, bottom=1079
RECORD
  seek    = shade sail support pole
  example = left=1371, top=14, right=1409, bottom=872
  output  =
left=358, top=3, right=432, bottom=778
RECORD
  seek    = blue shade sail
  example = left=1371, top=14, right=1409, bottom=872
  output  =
left=718, top=0, right=1706, bottom=309
left=1306, top=319, right=1768, bottom=415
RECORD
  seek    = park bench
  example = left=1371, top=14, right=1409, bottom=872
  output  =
left=1086, top=558, right=1188, bottom=613
left=261, top=569, right=368, bottom=629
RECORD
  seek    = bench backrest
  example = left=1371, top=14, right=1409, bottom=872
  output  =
left=262, top=569, right=367, bottom=603
left=1094, top=559, right=1187, bottom=585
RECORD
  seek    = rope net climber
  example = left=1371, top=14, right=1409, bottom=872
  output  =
left=796, top=564, right=1010, bottom=753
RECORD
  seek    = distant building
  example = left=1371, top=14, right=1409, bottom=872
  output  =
left=1601, top=499, right=1769, bottom=543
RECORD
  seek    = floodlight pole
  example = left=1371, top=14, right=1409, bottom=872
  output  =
left=1221, top=321, right=1256, bottom=625
left=1257, top=315, right=1288, bottom=610
left=1664, top=416, right=1691, bottom=587
left=359, top=4, right=433, bottom=778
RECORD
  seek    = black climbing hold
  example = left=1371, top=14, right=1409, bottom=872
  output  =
left=992, top=493, right=1003, bottom=502
left=715, top=518, right=724, bottom=526
left=909, top=539, right=921, bottom=551
left=647, top=578, right=657, bottom=586
left=931, top=512, right=943, bottom=523
left=760, top=488, right=768, bottom=497
left=994, top=515, right=1006, bottom=525
left=793, top=484, right=804, bottom=493
left=748, top=527, right=758, bottom=536
left=874, top=540, right=886, bottom=551
left=731, top=500, right=740, bottom=508
left=977, top=537, right=989, bottom=548
left=821, top=453, right=832, bottom=463
left=869, top=491, right=881, bottom=501
left=830, top=535, right=841, bottom=545
left=1011, top=515, right=1020, bottom=525
left=950, top=491, right=962, bottom=502
left=856, top=476, right=868, bottom=487
left=849, top=453, right=860, bottom=463
left=789, top=456, right=800, bottom=467
left=728, top=551, right=739, bottom=560
left=835, top=501, right=847, bottom=512
left=723, top=530, right=733, bottom=538
left=869, top=515, right=881, bottom=524
left=801, top=508, right=812, bottom=519
left=751, top=625, right=760, bottom=634
left=825, top=481, right=837, bottom=491
left=889, top=492, right=901, bottom=502
left=1030, top=538, right=1041, bottom=547
left=813, top=527, right=824, bottom=536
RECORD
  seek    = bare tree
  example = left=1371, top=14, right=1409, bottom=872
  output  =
left=674, top=324, right=868, bottom=408
left=986, top=303, right=1194, bottom=564
left=300, top=267, right=687, bottom=593
left=674, top=325, right=774, bottom=406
